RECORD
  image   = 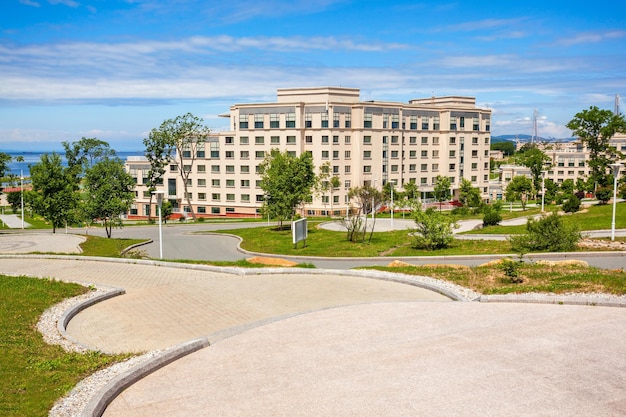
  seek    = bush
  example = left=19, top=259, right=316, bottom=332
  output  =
left=482, top=202, right=502, bottom=227
left=595, top=187, right=612, bottom=204
left=562, top=194, right=581, bottom=213
left=509, top=212, right=581, bottom=253
left=411, top=207, right=457, bottom=250
left=500, top=258, right=523, bottom=283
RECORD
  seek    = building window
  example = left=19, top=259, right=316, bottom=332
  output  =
left=333, top=113, right=340, bottom=128
left=345, top=114, right=351, bottom=128
left=241, top=165, right=250, bottom=173
left=254, top=114, right=264, bottom=129
left=433, top=116, right=440, bottom=130
left=198, top=193, right=206, bottom=201
left=391, top=136, right=399, bottom=144
left=449, top=137, right=456, bottom=145
left=198, top=206, right=206, bottom=213
left=211, top=179, right=220, bottom=187
left=211, top=165, right=220, bottom=173
left=432, top=150, right=439, bottom=157
left=345, top=165, right=351, bottom=173
left=345, top=150, right=351, bottom=159
left=212, top=193, right=220, bottom=201
left=211, top=207, right=220, bottom=214
left=255, top=136, right=264, bottom=145
left=450, top=116, right=457, bottom=130
left=239, top=136, right=248, bottom=145
left=363, top=165, right=371, bottom=173
left=226, top=165, right=235, bottom=173
left=344, top=180, right=351, bottom=189
left=422, top=116, right=429, bottom=130
left=226, top=179, right=235, bottom=188
left=333, top=150, right=339, bottom=159
left=321, top=113, right=329, bottom=128
left=241, top=179, right=250, bottom=187
left=226, top=208, right=235, bottom=213
left=409, top=136, right=417, bottom=144
left=472, top=137, right=479, bottom=145
left=322, top=135, right=329, bottom=144
left=333, top=165, right=339, bottom=174
left=169, top=164, right=177, bottom=172
left=432, top=163, right=438, bottom=171
left=472, top=150, right=478, bottom=158
left=322, top=150, right=329, bottom=159
left=363, top=135, right=371, bottom=144
left=225, top=136, right=234, bottom=144
left=363, top=150, right=371, bottom=159
left=471, top=163, right=478, bottom=170
left=421, top=150, right=428, bottom=158
left=198, top=178, right=206, bottom=187
left=345, top=136, right=351, bottom=144
left=226, top=194, right=235, bottom=202
left=410, top=115, right=417, bottom=130
left=409, top=150, right=417, bottom=158
left=270, top=113, right=279, bottom=128
left=449, top=150, right=456, bottom=158
left=305, top=135, right=312, bottom=144
left=256, top=151, right=265, bottom=159
left=239, top=115, right=248, bottom=129
left=182, top=149, right=191, bottom=158
left=286, top=113, right=296, bottom=128
left=364, top=113, right=372, bottom=128
left=271, top=136, right=280, bottom=145
left=391, top=165, right=398, bottom=172
left=419, top=164, right=426, bottom=172
left=287, top=136, right=296, bottom=144
left=449, top=164, right=455, bottom=171
left=305, top=113, right=312, bottom=128
left=197, top=165, right=206, bottom=173
left=333, top=135, right=339, bottom=144
left=240, top=150, right=249, bottom=159
left=241, top=194, right=250, bottom=202
left=391, top=150, right=398, bottom=158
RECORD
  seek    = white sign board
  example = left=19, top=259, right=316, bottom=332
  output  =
left=292, top=218, right=308, bottom=247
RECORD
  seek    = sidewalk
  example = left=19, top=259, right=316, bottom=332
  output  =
left=2, top=257, right=625, bottom=416
left=0, top=213, right=31, bottom=228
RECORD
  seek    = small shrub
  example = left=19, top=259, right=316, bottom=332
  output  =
left=411, top=207, right=457, bottom=250
left=197, top=217, right=205, bottom=222
left=482, top=202, right=502, bottom=227
left=562, top=194, right=581, bottom=213
left=595, top=187, right=612, bottom=204
left=509, top=212, right=581, bottom=253
left=500, top=258, right=523, bottom=283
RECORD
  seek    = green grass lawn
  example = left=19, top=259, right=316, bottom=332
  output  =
left=365, top=263, right=626, bottom=295
left=78, top=236, right=147, bottom=257
left=0, top=275, right=129, bottom=416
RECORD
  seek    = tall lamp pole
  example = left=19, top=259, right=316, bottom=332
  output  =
left=610, top=163, right=623, bottom=241
left=390, top=182, right=394, bottom=231
left=20, top=170, right=24, bottom=229
left=153, top=190, right=164, bottom=259
left=541, top=170, right=548, bottom=212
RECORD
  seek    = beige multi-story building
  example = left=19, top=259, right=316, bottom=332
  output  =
left=490, top=133, right=626, bottom=200
left=126, top=87, right=492, bottom=219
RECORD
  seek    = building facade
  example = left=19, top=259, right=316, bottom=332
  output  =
left=126, top=87, right=493, bottom=218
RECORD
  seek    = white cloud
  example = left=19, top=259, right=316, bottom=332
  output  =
left=19, top=0, right=41, bottom=7
left=553, top=30, right=626, bottom=47
left=48, top=0, right=80, bottom=7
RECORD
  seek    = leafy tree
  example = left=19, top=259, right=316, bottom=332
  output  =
left=143, top=128, right=173, bottom=220
left=458, top=178, right=481, bottom=208
left=83, top=158, right=135, bottom=238
left=0, top=152, right=11, bottom=178
left=328, top=175, right=341, bottom=215
left=260, top=149, right=315, bottom=230
left=410, top=204, right=457, bottom=250
left=433, top=175, right=451, bottom=211
left=517, top=144, right=551, bottom=198
left=62, top=137, right=116, bottom=176
left=30, top=153, right=79, bottom=233
left=491, top=141, right=515, bottom=156
left=5, top=191, right=22, bottom=213
left=505, top=175, right=533, bottom=210
left=510, top=212, right=581, bottom=253
left=148, top=113, right=211, bottom=221
left=544, top=178, right=559, bottom=205
left=566, top=106, right=626, bottom=187
left=403, top=181, right=419, bottom=202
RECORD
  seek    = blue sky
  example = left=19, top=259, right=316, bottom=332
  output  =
left=1, top=0, right=625, bottom=151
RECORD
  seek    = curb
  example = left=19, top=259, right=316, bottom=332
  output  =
left=81, top=337, right=210, bottom=417
left=479, top=293, right=626, bottom=308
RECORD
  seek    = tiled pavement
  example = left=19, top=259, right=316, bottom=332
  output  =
left=1, top=257, right=624, bottom=416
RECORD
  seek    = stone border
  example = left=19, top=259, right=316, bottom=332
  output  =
left=479, top=293, right=626, bottom=307
left=81, top=337, right=209, bottom=417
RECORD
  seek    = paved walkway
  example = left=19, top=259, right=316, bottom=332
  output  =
left=1, top=257, right=625, bottom=416
left=0, top=213, right=31, bottom=228
left=0, top=232, right=84, bottom=253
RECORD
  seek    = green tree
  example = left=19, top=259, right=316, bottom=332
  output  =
left=510, top=212, right=581, bottom=253
left=544, top=178, right=559, bottom=205
left=260, top=149, right=315, bottom=230
left=595, top=186, right=612, bottom=204
left=149, top=113, right=211, bottom=221
left=62, top=137, right=116, bottom=176
left=566, top=106, right=626, bottom=187
left=83, top=158, right=135, bottom=238
left=143, top=128, right=173, bottom=220
left=505, top=175, right=533, bottom=210
left=30, top=153, right=79, bottom=233
left=410, top=204, right=457, bottom=250
left=458, top=178, right=482, bottom=208
left=433, top=175, right=451, bottom=211
left=491, top=141, right=515, bottom=156
left=517, top=144, right=551, bottom=198
left=345, top=185, right=384, bottom=243
left=482, top=201, right=503, bottom=226
left=0, top=152, right=11, bottom=178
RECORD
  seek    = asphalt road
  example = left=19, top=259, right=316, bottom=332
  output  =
left=66, top=219, right=626, bottom=270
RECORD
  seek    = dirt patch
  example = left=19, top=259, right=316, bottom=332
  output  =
left=387, top=260, right=416, bottom=267
left=247, top=256, right=299, bottom=267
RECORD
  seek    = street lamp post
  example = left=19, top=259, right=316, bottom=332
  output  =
left=610, top=163, right=623, bottom=241
left=390, top=182, right=394, bottom=231
left=541, top=170, right=548, bottom=212
left=153, top=190, right=164, bottom=259
left=20, top=170, right=24, bottom=229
